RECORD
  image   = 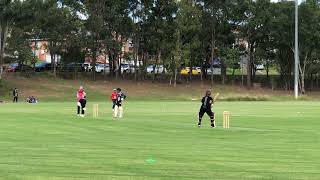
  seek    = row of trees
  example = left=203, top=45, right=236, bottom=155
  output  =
left=1, top=0, right=320, bottom=92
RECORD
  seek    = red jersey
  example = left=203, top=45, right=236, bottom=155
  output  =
left=111, top=92, right=117, bottom=101
left=77, top=89, right=85, bottom=101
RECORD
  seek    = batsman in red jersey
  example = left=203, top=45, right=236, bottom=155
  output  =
left=77, top=86, right=86, bottom=117
left=110, top=89, right=117, bottom=111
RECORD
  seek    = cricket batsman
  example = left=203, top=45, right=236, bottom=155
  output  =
left=114, top=88, right=126, bottom=118
left=77, top=86, right=87, bottom=117
left=198, top=90, right=215, bottom=128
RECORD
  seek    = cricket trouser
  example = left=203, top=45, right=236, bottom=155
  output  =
left=114, top=105, right=123, bottom=118
left=112, top=100, right=116, bottom=110
left=13, top=96, right=18, bottom=103
left=198, top=108, right=215, bottom=126
left=77, top=99, right=87, bottom=115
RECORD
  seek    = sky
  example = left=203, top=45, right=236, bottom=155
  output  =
left=271, top=0, right=304, bottom=4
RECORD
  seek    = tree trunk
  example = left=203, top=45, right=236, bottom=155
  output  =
left=50, top=41, right=56, bottom=78
left=92, top=48, right=97, bottom=81
left=0, top=24, right=2, bottom=80
left=247, top=44, right=254, bottom=89
left=189, top=55, right=192, bottom=85
left=152, top=64, right=156, bottom=82
left=210, top=6, right=215, bottom=88
left=174, top=67, right=177, bottom=87
left=109, top=53, right=113, bottom=78
left=0, top=22, right=9, bottom=80
left=299, top=61, right=306, bottom=94
left=53, top=54, right=56, bottom=78
left=221, top=60, right=226, bottom=85
left=134, top=35, right=138, bottom=81
left=266, top=60, right=269, bottom=80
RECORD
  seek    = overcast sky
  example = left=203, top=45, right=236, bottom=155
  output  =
left=271, top=0, right=304, bottom=4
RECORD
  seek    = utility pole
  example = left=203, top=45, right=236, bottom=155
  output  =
left=294, top=0, right=299, bottom=99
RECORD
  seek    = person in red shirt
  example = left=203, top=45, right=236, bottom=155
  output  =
left=110, top=89, right=117, bottom=111
left=77, top=86, right=86, bottom=117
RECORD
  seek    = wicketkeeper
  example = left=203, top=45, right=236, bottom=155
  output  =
left=113, top=88, right=126, bottom=118
left=198, top=90, right=215, bottom=128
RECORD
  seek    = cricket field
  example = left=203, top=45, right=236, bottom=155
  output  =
left=0, top=101, right=319, bottom=179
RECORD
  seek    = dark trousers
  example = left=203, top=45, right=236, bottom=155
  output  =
left=77, top=99, right=87, bottom=115
left=198, top=108, right=215, bottom=126
left=112, top=100, right=116, bottom=109
left=13, top=96, right=18, bottom=103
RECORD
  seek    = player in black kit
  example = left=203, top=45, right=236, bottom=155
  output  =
left=198, top=90, right=215, bottom=128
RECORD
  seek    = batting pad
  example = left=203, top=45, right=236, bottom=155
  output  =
left=114, top=106, right=119, bottom=118
left=119, top=107, right=123, bottom=118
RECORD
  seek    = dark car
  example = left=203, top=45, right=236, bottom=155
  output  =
left=35, top=62, right=51, bottom=72
left=7, top=63, right=33, bottom=72
left=65, top=62, right=85, bottom=72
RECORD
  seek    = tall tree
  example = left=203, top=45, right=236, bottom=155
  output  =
left=298, top=0, right=320, bottom=94
left=0, top=0, right=21, bottom=79
left=176, top=0, right=201, bottom=84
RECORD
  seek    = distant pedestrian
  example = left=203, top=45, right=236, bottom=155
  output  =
left=77, top=86, right=86, bottom=117
left=12, top=88, right=18, bottom=103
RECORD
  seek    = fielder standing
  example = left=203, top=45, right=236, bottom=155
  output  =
left=198, top=90, right=215, bottom=128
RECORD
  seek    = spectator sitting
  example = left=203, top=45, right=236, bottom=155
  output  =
left=26, top=96, right=38, bottom=103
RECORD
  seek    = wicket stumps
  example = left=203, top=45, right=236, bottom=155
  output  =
left=223, top=111, right=230, bottom=129
left=93, top=104, right=99, bottom=118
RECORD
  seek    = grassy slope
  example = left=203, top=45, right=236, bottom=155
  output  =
left=0, top=101, right=319, bottom=179
left=1, top=75, right=320, bottom=102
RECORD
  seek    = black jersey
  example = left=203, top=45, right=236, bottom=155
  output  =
left=201, top=96, right=213, bottom=109
left=13, top=89, right=18, bottom=97
left=116, top=92, right=126, bottom=106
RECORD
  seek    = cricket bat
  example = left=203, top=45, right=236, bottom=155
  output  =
left=213, top=93, right=220, bottom=104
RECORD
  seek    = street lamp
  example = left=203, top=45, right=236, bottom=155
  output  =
left=294, top=0, right=299, bottom=99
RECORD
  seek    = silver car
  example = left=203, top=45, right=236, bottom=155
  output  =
left=95, top=64, right=110, bottom=73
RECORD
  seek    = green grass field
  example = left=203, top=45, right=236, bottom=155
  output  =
left=0, top=101, right=319, bottom=179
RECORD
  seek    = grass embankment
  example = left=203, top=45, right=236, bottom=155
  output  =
left=0, top=74, right=319, bottom=102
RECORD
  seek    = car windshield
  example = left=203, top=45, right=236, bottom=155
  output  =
left=9, top=63, right=18, bottom=68
left=97, top=64, right=108, bottom=67
left=36, top=62, right=47, bottom=67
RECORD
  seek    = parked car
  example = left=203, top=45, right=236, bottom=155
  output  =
left=146, top=65, right=167, bottom=74
left=256, top=64, right=265, bottom=70
left=207, top=65, right=221, bottom=75
left=65, top=62, right=85, bottom=72
left=180, top=67, right=202, bottom=75
left=83, top=62, right=93, bottom=72
left=7, top=63, right=33, bottom=72
left=121, top=63, right=130, bottom=73
left=95, top=64, right=110, bottom=73
left=35, top=62, right=51, bottom=72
